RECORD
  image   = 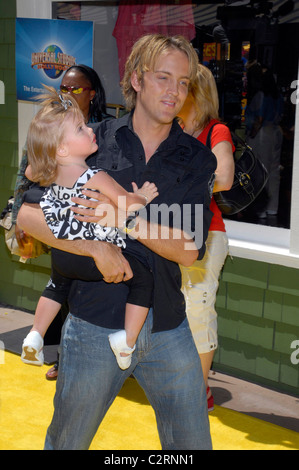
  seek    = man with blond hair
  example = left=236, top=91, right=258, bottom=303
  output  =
left=18, top=34, right=215, bottom=450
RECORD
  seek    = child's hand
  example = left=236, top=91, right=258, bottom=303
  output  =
left=132, top=181, right=159, bottom=205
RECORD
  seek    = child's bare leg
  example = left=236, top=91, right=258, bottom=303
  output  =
left=30, top=297, right=61, bottom=338
left=122, top=303, right=148, bottom=355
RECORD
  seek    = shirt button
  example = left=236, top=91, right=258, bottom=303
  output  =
left=112, top=164, right=118, bottom=170
left=138, top=156, right=143, bottom=160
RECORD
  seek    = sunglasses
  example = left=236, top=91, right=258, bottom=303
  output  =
left=60, top=85, right=91, bottom=95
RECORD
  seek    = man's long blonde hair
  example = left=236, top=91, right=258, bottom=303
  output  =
left=190, top=64, right=220, bottom=131
left=27, top=85, right=82, bottom=186
left=121, top=34, right=199, bottom=111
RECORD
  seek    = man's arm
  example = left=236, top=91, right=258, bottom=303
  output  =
left=127, top=213, right=199, bottom=267
left=17, top=203, right=133, bottom=283
left=70, top=192, right=199, bottom=267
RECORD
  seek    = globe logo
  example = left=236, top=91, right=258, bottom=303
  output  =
left=31, top=46, right=76, bottom=79
left=43, top=45, right=64, bottom=79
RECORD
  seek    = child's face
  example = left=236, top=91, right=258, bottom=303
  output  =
left=60, top=113, right=98, bottom=160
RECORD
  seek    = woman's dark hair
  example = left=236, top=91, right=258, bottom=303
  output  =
left=65, top=64, right=107, bottom=122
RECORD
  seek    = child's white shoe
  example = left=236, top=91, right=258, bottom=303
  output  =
left=108, top=330, right=135, bottom=370
left=21, top=331, right=44, bottom=366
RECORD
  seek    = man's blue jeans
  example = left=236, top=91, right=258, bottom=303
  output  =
left=44, top=311, right=212, bottom=450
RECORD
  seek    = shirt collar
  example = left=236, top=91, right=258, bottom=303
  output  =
left=110, top=111, right=192, bottom=153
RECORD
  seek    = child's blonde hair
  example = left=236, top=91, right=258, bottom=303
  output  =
left=189, top=64, right=220, bottom=131
left=27, top=85, right=83, bottom=186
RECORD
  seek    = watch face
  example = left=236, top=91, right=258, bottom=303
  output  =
left=123, top=211, right=139, bottom=233
left=126, top=217, right=137, bottom=230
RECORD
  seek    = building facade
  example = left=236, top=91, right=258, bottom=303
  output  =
left=0, top=0, right=298, bottom=395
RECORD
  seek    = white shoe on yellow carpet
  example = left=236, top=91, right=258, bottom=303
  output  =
left=21, top=331, right=44, bottom=366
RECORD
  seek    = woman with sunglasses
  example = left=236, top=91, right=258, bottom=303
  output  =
left=11, top=65, right=111, bottom=379
left=59, top=64, right=109, bottom=124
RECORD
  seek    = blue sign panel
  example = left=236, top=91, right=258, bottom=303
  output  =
left=16, top=18, right=94, bottom=101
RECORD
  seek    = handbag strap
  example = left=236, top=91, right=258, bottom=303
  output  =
left=230, top=131, right=252, bottom=151
left=206, top=123, right=252, bottom=155
left=205, top=123, right=219, bottom=150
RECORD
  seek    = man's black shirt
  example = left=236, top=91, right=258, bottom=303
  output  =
left=23, top=113, right=216, bottom=332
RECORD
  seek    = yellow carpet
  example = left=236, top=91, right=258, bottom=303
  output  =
left=0, top=351, right=298, bottom=451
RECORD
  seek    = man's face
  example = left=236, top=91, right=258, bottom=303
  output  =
left=133, top=49, right=191, bottom=125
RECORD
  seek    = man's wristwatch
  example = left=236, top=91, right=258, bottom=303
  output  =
left=123, top=211, right=139, bottom=234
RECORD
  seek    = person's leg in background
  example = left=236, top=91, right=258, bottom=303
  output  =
left=181, top=231, right=229, bottom=410
left=45, top=301, right=69, bottom=380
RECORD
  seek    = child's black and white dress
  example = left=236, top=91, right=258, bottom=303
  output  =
left=40, top=167, right=125, bottom=248
left=40, top=166, right=153, bottom=311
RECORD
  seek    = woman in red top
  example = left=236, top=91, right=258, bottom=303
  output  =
left=178, top=64, right=235, bottom=411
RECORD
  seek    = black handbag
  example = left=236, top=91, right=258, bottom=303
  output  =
left=207, top=123, right=269, bottom=215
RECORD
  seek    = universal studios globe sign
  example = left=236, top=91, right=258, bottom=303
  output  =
left=31, top=45, right=76, bottom=79
left=16, top=18, right=93, bottom=101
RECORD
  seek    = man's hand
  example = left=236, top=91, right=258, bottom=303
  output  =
left=14, top=223, right=28, bottom=250
left=14, top=223, right=38, bottom=259
left=93, top=243, right=133, bottom=283
left=71, top=190, right=127, bottom=228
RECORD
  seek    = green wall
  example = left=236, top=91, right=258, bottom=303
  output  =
left=0, top=0, right=18, bottom=205
left=0, top=0, right=52, bottom=311
left=0, top=0, right=298, bottom=397
left=214, top=257, right=299, bottom=396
